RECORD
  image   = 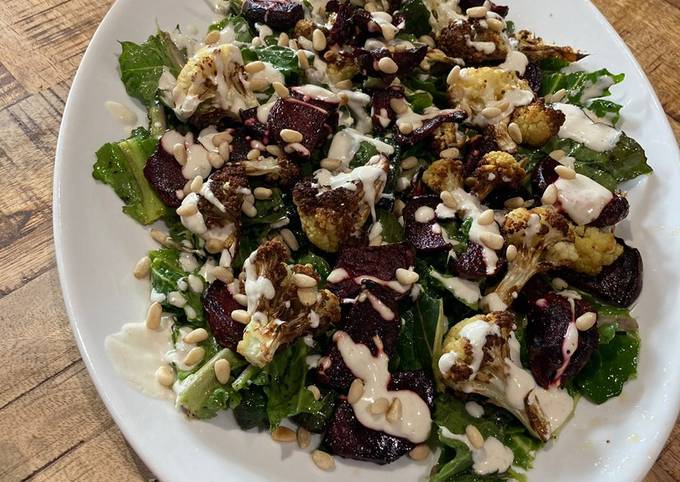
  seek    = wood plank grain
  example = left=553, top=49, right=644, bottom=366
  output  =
left=647, top=424, right=680, bottom=481
left=0, top=0, right=113, bottom=93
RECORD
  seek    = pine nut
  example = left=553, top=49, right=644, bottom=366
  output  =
left=294, top=273, right=317, bottom=288
left=370, top=397, right=390, bottom=415
left=549, top=88, right=567, bottom=103
left=272, top=81, right=289, bottom=98
left=231, top=309, right=251, bottom=324
left=466, top=424, right=484, bottom=449
left=183, top=346, right=205, bottom=366
left=234, top=293, right=248, bottom=306
left=297, top=50, right=310, bottom=69
left=440, top=147, right=460, bottom=159
left=253, top=187, right=272, bottom=200
left=245, top=61, right=266, bottom=74
left=477, top=209, right=495, bottom=226
left=312, top=28, right=327, bottom=51
left=208, top=151, right=224, bottom=169
left=266, top=144, right=283, bottom=157
left=393, top=199, right=405, bottom=216
left=409, top=443, right=430, bottom=461
left=190, top=175, right=203, bottom=193
left=486, top=17, right=504, bottom=32
left=272, top=426, right=296, bottom=442
left=555, top=165, right=576, bottom=180
left=173, top=143, right=187, bottom=166
left=247, top=148, right=261, bottom=160
left=508, top=122, right=523, bottom=144
left=133, top=256, right=151, bottom=279
left=504, top=196, right=525, bottom=209
left=281, top=228, right=299, bottom=251
left=386, top=398, right=402, bottom=423
left=398, top=122, right=414, bottom=134
left=155, top=365, right=175, bottom=387
left=212, top=132, right=232, bottom=147
left=334, top=79, right=353, bottom=90
left=440, top=190, right=457, bottom=208
left=466, top=6, right=488, bottom=17
left=418, top=35, right=435, bottom=47
left=242, top=201, right=257, bottom=218
left=297, top=426, right=311, bottom=448
left=506, top=244, right=518, bottom=262
left=395, top=268, right=419, bottom=285
left=542, top=184, right=558, bottom=205
left=184, top=327, right=209, bottom=344
left=150, top=228, right=170, bottom=245
left=250, top=78, right=269, bottom=91
left=280, top=128, right=303, bottom=143
left=320, top=158, right=341, bottom=170
left=347, top=378, right=365, bottom=404
left=576, top=311, right=597, bottom=331
left=203, top=30, right=221, bottom=45
left=551, top=277, right=569, bottom=290
left=549, top=149, right=566, bottom=161
left=176, top=202, right=198, bottom=217
left=297, top=288, right=318, bottom=307
left=214, top=358, right=231, bottom=384
left=307, top=384, right=321, bottom=401
left=390, top=97, right=409, bottom=115
left=146, top=302, right=162, bottom=330
left=446, top=65, right=461, bottom=85
left=278, top=32, right=290, bottom=47
left=212, top=266, right=233, bottom=283
left=378, top=56, right=399, bottom=74
left=480, top=232, right=505, bottom=250
left=400, top=156, right=418, bottom=170
left=205, top=238, right=224, bottom=253
left=481, top=106, right=502, bottom=118
left=311, top=450, right=335, bottom=471
left=218, top=141, right=230, bottom=161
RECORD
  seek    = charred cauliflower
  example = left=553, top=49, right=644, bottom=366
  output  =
left=423, top=158, right=465, bottom=193
left=510, top=101, right=566, bottom=147
left=515, top=30, right=586, bottom=63
left=241, top=156, right=300, bottom=187
left=236, top=239, right=341, bottom=367
left=572, top=226, right=623, bottom=275
left=438, top=311, right=574, bottom=441
left=432, top=122, right=465, bottom=153
left=469, top=151, right=526, bottom=201
left=437, top=19, right=508, bottom=64
left=293, top=155, right=390, bottom=252
left=163, top=44, right=258, bottom=123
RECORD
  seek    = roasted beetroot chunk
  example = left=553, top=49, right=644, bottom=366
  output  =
left=527, top=292, right=598, bottom=388
left=531, top=156, right=560, bottom=196
left=317, top=287, right=401, bottom=391
left=371, top=85, right=405, bottom=132
left=229, top=128, right=256, bottom=162
left=242, top=0, right=304, bottom=30
left=403, top=195, right=450, bottom=253
left=267, top=97, right=331, bottom=156
left=328, top=243, right=416, bottom=299
left=326, top=0, right=372, bottom=46
left=395, top=110, right=467, bottom=147
left=522, top=62, right=543, bottom=94
left=355, top=46, right=428, bottom=81
left=463, top=130, right=499, bottom=175
left=589, top=195, right=629, bottom=227
left=240, top=107, right=269, bottom=140
left=558, top=241, right=643, bottom=307
left=324, top=371, right=433, bottom=464
left=290, top=86, right=340, bottom=128
left=203, top=281, right=245, bottom=351
left=453, top=242, right=494, bottom=280
left=143, top=143, right=186, bottom=208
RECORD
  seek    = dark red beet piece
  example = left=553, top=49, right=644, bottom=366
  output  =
left=459, top=0, right=508, bottom=16
left=388, top=371, right=435, bottom=408
left=328, top=243, right=416, bottom=300
left=527, top=292, right=598, bottom=388
left=403, top=195, right=450, bottom=253
left=522, top=62, right=543, bottom=94
left=326, top=0, right=372, bottom=47
left=589, top=195, right=629, bottom=227
left=558, top=241, right=643, bottom=307
left=203, top=280, right=245, bottom=351
left=324, top=400, right=414, bottom=464
left=267, top=97, right=331, bottom=156
left=229, top=128, right=256, bottom=162
left=453, top=242, right=493, bottom=280
left=463, top=129, right=499, bottom=175
left=394, top=110, right=467, bottom=147
left=355, top=46, right=428, bottom=81
left=316, top=286, right=401, bottom=391
left=143, top=144, right=186, bottom=208
left=240, top=107, right=269, bottom=140
left=531, top=156, right=560, bottom=197
left=371, top=85, right=405, bottom=132
left=289, top=86, right=340, bottom=129
left=242, top=0, right=304, bottom=30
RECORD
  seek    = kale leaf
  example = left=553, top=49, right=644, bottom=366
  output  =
left=398, top=0, right=432, bottom=37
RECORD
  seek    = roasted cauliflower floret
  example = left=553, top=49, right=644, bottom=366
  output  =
left=164, top=44, right=258, bottom=123
left=510, top=101, right=566, bottom=147
left=436, top=19, right=507, bottom=64
left=439, top=311, right=573, bottom=441
left=515, top=30, right=586, bottom=63
left=293, top=156, right=389, bottom=252
left=572, top=226, right=623, bottom=275
left=323, top=50, right=360, bottom=84
left=236, top=239, right=341, bottom=367
left=447, top=67, right=534, bottom=127
left=241, top=156, right=300, bottom=187
left=432, top=122, right=464, bottom=153
left=294, top=18, right=315, bottom=39
left=423, top=158, right=464, bottom=193
left=469, top=151, right=526, bottom=200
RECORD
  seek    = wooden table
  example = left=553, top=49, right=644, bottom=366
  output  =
left=0, top=0, right=678, bottom=480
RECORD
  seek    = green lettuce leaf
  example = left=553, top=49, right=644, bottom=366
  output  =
left=398, top=0, right=432, bottom=37
left=407, top=90, right=434, bottom=114
left=350, top=141, right=380, bottom=168
left=92, top=128, right=166, bottom=224
left=297, top=252, right=331, bottom=286
left=208, top=15, right=254, bottom=42
left=377, top=208, right=405, bottom=243
left=118, top=31, right=185, bottom=106
left=233, top=386, right=269, bottom=430
left=243, top=46, right=301, bottom=84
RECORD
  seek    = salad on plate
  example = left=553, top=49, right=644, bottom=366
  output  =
left=97, top=0, right=651, bottom=478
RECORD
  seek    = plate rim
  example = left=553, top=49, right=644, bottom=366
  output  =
left=52, top=1, right=680, bottom=480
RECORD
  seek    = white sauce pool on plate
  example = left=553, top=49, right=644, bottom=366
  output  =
left=553, top=103, right=621, bottom=152
left=553, top=173, right=613, bottom=225
left=335, top=331, right=431, bottom=443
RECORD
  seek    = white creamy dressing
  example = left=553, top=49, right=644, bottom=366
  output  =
left=395, top=106, right=458, bottom=133
left=104, top=317, right=176, bottom=400
left=498, top=51, right=529, bottom=76
left=435, top=188, right=501, bottom=274
left=430, top=270, right=481, bottom=306
left=552, top=173, right=613, bottom=225
left=327, top=267, right=350, bottom=283
left=415, top=206, right=436, bottom=223
left=296, top=84, right=338, bottom=101
left=472, top=437, right=515, bottom=475
left=424, top=0, right=464, bottom=32
left=460, top=319, right=501, bottom=376
left=480, top=293, right=508, bottom=312
left=466, top=39, right=496, bottom=54
left=353, top=275, right=411, bottom=294
left=369, top=11, right=400, bottom=39
left=179, top=193, right=208, bottom=234
left=179, top=252, right=199, bottom=272
left=183, top=143, right=213, bottom=179
left=243, top=249, right=276, bottom=313
left=104, top=101, right=138, bottom=133
left=465, top=401, right=485, bottom=418
left=197, top=126, right=220, bottom=153
left=200, top=179, right=226, bottom=212
left=248, top=61, right=285, bottom=86
left=338, top=90, right=373, bottom=133
left=472, top=87, right=534, bottom=127
left=335, top=331, right=431, bottom=443
left=365, top=291, right=395, bottom=320
left=327, top=128, right=395, bottom=166
left=161, top=130, right=186, bottom=155
left=553, top=103, right=621, bottom=152
left=579, top=76, right=615, bottom=103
